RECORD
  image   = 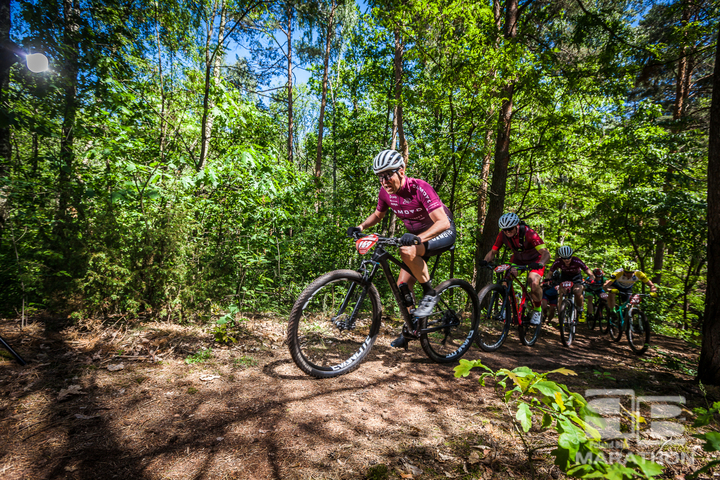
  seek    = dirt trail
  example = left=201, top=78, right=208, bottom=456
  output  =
left=0, top=315, right=711, bottom=480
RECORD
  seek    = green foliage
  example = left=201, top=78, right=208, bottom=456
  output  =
left=687, top=383, right=720, bottom=479
left=455, top=360, right=663, bottom=479
left=0, top=0, right=711, bottom=342
left=184, top=348, right=213, bottom=365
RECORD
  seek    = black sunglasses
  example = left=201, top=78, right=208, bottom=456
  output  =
left=502, top=226, right=518, bottom=232
left=377, top=169, right=399, bottom=182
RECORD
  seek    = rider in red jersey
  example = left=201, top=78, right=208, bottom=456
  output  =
left=479, top=213, right=551, bottom=325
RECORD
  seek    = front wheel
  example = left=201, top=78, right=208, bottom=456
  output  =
left=475, top=284, right=512, bottom=352
left=558, top=299, right=576, bottom=347
left=419, top=279, right=479, bottom=363
left=608, top=309, right=624, bottom=342
left=287, top=269, right=382, bottom=378
left=627, top=309, right=651, bottom=355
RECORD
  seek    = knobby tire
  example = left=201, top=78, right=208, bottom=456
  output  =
left=627, top=309, right=651, bottom=355
left=419, top=279, right=479, bottom=363
left=559, top=298, right=576, bottom=347
left=475, top=284, right=511, bottom=352
left=287, top=269, right=382, bottom=378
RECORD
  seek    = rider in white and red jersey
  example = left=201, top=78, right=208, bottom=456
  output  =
left=347, top=150, right=456, bottom=348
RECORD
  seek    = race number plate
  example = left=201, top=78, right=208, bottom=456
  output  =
left=600, top=293, right=609, bottom=299
left=494, top=264, right=511, bottom=273
left=630, top=294, right=641, bottom=305
left=355, top=234, right=378, bottom=255
left=561, top=281, right=574, bottom=289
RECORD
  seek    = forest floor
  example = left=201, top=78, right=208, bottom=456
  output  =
left=0, top=312, right=716, bottom=480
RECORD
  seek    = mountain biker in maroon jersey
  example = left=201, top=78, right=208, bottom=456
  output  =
left=550, top=246, right=595, bottom=319
left=478, top=213, right=551, bottom=326
left=346, top=150, right=456, bottom=349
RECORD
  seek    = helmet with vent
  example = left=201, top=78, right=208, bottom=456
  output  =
left=372, top=150, right=405, bottom=174
left=557, top=246, right=573, bottom=259
left=498, top=212, right=520, bottom=230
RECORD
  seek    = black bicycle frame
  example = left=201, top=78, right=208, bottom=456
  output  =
left=350, top=243, right=443, bottom=331
left=0, top=334, right=27, bottom=366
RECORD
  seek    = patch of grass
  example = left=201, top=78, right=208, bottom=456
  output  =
left=187, top=387, right=198, bottom=394
left=592, top=369, right=616, bottom=381
left=365, top=464, right=389, bottom=480
left=134, top=376, right=148, bottom=384
left=185, top=348, right=213, bottom=365
left=233, top=356, right=258, bottom=368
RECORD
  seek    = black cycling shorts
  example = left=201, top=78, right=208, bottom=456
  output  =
left=611, top=282, right=633, bottom=301
left=399, top=223, right=457, bottom=276
left=560, top=272, right=583, bottom=284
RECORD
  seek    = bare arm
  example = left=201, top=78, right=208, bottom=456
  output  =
left=538, top=248, right=551, bottom=266
left=357, top=209, right=386, bottom=231
left=585, top=268, right=595, bottom=282
left=416, top=208, right=451, bottom=243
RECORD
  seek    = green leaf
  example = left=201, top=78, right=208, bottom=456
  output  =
left=542, top=412, right=552, bottom=428
left=532, top=380, right=563, bottom=397
left=517, top=402, right=532, bottom=432
left=626, top=454, right=663, bottom=477
left=693, top=431, right=720, bottom=452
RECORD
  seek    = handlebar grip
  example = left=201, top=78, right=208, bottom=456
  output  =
left=650, top=292, right=658, bottom=297
left=610, top=289, right=619, bottom=293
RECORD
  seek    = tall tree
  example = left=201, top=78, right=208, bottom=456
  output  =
left=697, top=36, right=720, bottom=385
left=314, top=0, right=338, bottom=178
left=478, top=0, right=519, bottom=288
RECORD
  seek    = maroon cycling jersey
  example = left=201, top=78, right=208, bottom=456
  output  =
left=492, top=226, right=545, bottom=264
left=550, top=257, right=588, bottom=276
left=376, top=177, right=452, bottom=234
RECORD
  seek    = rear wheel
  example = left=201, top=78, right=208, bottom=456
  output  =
left=518, top=306, right=541, bottom=347
left=287, top=270, right=382, bottom=378
left=559, top=298, right=576, bottom=347
left=587, top=298, right=598, bottom=330
left=627, top=309, right=651, bottom=355
left=594, top=303, right=611, bottom=334
left=419, top=279, right=479, bottom=363
left=475, top=284, right=512, bottom=352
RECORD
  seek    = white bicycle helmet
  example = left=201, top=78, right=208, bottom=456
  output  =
left=498, top=212, right=520, bottom=230
left=557, top=246, right=573, bottom=259
left=372, top=149, right=405, bottom=174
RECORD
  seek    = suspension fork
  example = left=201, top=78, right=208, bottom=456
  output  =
left=334, top=260, right=380, bottom=329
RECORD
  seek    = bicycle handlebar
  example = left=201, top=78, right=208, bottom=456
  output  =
left=352, top=232, right=419, bottom=247
left=480, top=262, right=532, bottom=271
left=609, top=289, right=658, bottom=297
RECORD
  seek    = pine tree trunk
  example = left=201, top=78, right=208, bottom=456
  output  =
left=286, top=3, right=294, bottom=165
left=478, top=0, right=519, bottom=289
left=393, top=28, right=407, bottom=160
left=0, top=0, right=12, bottom=238
left=314, top=0, right=336, bottom=179
left=55, top=0, right=80, bottom=242
left=697, top=35, right=720, bottom=385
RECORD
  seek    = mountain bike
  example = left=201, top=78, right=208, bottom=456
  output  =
left=475, top=263, right=541, bottom=351
left=606, top=290, right=655, bottom=355
left=286, top=233, right=479, bottom=378
left=557, top=280, right=589, bottom=347
left=584, top=287, right=611, bottom=334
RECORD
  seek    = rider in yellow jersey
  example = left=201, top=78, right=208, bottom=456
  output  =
left=602, top=264, right=657, bottom=310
